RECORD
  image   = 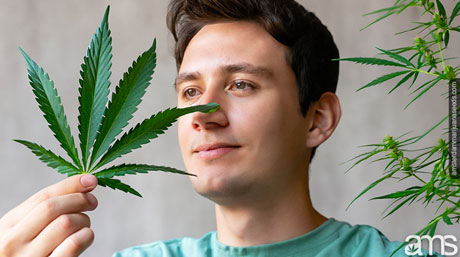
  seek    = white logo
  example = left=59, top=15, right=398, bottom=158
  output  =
left=405, top=235, right=458, bottom=256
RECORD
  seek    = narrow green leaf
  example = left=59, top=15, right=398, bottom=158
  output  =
left=416, top=53, right=423, bottom=69
left=335, top=57, right=407, bottom=68
left=93, top=163, right=193, bottom=178
left=405, top=77, right=442, bottom=109
left=395, top=23, right=427, bottom=35
left=90, top=40, right=157, bottom=168
left=357, top=70, right=410, bottom=91
left=14, top=139, right=81, bottom=176
left=429, top=219, right=439, bottom=237
left=391, top=46, right=417, bottom=54
left=418, top=224, right=433, bottom=237
left=395, top=131, right=417, bottom=141
left=411, top=77, right=437, bottom=94
left=407, top=52, right=418, bottom=62
left=388, top=72, right=414, bottom=94
left=363, top=4, right=404, bottom=16
left=376, top=47, right=414, bottom=67
left=361, top=11, right=394, bottom=31
left=444, top=30, right=449, bottom=48
left=415, top=147, right=438, bottom=166
left=346, top=174, right=392, bottom=210
left=449, top=1, right=460, bottom=25
left=97, top=178, right=142, bottom=197
left=78, top=6, right=112, bottom=169
left=344, top=148, right=386, bottom=173
left=414, top=114, right=449, bottom=144
left=443, top=214, right=453, bottom=225
left=430, top=30, right=438, bottom=42
left=368, top=155, right=393, bottom=165
left=382, top=194, right=418, bottom=218
left=409, top=70, right=419, bottom=89
left=383, top=158, right=398, bottom=172
left=435, top=0, right=446, bottom=19
left=93, top=103, right=219, bottom=170
left=396, top=2, right=417, bottom=14
left=381, top=197, right=405, bottom=216
left=19, top=48, right=81, bottom=169
left=443, top=57, right=458, bottom=62
left=412, top=21, right=433, bottom=26
left=371, top=187, right=421, bottom=200
left=420, top=23, right=438, bottom=36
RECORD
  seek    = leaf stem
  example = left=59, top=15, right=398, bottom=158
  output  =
left=407, top=67, right=439, bottom=77
left=412, top=173, right=427, bottom=184
left=439, top=197, right=458, bottom=206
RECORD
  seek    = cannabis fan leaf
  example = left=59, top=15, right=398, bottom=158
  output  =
left=16, top=6, right=219, bottom=197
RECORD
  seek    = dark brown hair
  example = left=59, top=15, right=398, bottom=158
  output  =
left=167, top=0, right=339, bottom=162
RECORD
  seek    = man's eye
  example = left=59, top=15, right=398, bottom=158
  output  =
left=183, top=88, right=199, bottom=99
left=231, top=81, right=253, bottom=90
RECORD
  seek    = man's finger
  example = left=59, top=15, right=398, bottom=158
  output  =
left=0, top=174, right=97, bottom=229
left=30, top=213, right=91, bottom=257
left=10, top=192, right=97, bottom=242
left=49, top=227, right=95, bottom=257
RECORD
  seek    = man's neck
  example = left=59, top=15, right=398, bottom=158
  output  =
left=214, top=183, right=327, bottom=247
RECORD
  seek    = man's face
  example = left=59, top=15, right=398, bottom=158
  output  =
left=176, top=21, right=312, bottom=204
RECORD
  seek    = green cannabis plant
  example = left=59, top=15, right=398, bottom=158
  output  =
left=16, top=6, right=219, bottom=198
left=338, top=0, right=460, bottom=255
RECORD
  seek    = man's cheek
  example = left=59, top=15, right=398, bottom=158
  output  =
left=177, top=120, right=190, bottom=159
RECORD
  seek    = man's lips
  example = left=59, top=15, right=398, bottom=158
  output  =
left=192, top=143, right=241, bottom=160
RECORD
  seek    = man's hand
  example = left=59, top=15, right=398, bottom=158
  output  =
left=0, top=174, right=98, bottom=257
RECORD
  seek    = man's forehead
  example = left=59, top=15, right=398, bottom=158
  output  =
left=183, top=21, right=285, bottom=56
left=174, top=21, right=290, bottom=91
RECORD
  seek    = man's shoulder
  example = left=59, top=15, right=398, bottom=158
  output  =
left=326, top=219, right=444, bottom=257
left=111, top=232, right=215, bottom=257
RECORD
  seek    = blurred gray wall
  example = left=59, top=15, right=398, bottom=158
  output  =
left=0, top=0, right=459, bottom=256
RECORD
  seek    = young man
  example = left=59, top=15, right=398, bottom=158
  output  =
left=0, top=0, right=442, bottom=256
left=113, top=1, right=441, bottom=256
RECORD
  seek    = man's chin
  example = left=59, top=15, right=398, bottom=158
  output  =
left=189, top=176, right=252, bottom=205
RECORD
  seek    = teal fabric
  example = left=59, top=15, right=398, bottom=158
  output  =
left=112, top=218, right=443, bottom=257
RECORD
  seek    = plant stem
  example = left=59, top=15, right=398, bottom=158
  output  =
left=437, top=39, right=446, bottom=70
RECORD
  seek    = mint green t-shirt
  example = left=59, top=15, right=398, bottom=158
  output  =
left=112, top=218, right=443, bottom=257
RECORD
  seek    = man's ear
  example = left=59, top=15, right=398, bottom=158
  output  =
left=305, top=92, right=341, bottom=148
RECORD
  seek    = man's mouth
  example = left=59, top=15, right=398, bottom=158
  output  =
left=193, top=143, right=241, bottom=160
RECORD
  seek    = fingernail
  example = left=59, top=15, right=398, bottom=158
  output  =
left=87, top=193, right=98, bottom=208
left=81, top=174, right=97, bottom=187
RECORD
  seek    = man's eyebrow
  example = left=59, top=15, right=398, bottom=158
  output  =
left=222, top=63, right=273, bottom=78
left=174, top=71, right=201, bottom=91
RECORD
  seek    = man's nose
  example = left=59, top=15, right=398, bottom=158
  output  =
left=191, top=86, right=229, bottom=131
